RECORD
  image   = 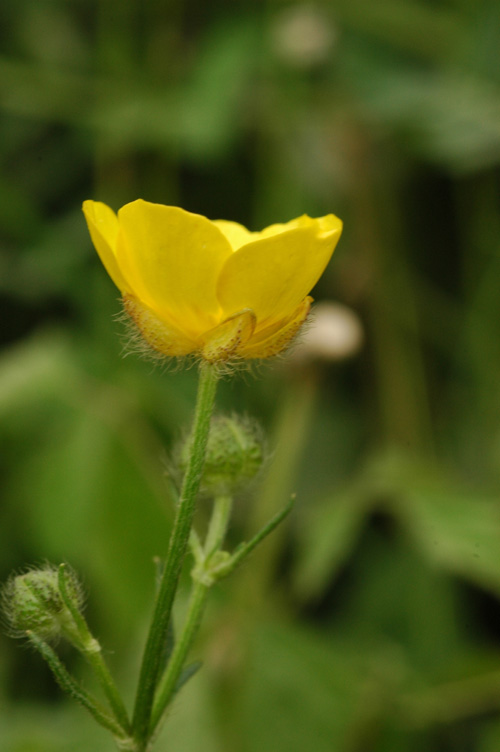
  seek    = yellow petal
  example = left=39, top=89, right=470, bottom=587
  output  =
left=216, top=214, right=342, bottom=325
left=239, top=297, right=312, bottom=358
left=201, top=309, right=256, bottom=362
left=259, top=214, right=320, bottom=238
left=123, top=294, right=197, bottom=357
left=211, top=220, right=254, bottom=251
left=116, top=200, right=233, bottom=334
left=82, top=201, right=130, bottom=292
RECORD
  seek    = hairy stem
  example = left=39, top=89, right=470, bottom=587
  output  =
left=131, top=362, right=219, bottom=748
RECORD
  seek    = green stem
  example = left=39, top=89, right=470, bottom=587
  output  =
left=131, top=362, right=219, bottom=747
left=27, top=631, right=129, bottom=741
left=58, top=564, right=131, bottom=733
left=150, top=580, right=209, bottom=736
left=204, top=494, right=232, bottom=555
left=150, top=494, right=233, bottom=737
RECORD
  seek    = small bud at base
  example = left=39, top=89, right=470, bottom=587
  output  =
left=2, top=564, right=84, bottom=643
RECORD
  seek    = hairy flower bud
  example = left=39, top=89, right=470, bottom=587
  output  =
left=2, top=565, right=84, bottom=642
left=176, top=414, right=264, bottom=497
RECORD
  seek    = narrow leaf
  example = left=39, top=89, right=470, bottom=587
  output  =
left=215, top=495, right=295, bottom=579
left=173, top=661, right=202, bottom=697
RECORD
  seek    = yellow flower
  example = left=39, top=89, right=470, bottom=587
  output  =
left=83, top=199, right=342, bottom=361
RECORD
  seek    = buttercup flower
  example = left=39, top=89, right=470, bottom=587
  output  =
left=83, top=199, right=342, bottom=361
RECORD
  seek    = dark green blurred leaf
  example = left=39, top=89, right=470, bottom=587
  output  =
left=360, top=72, right=500, bottom=172
left=1, top=703, right=113, bottom=751
left=176, top=17, right=259, bottom=159
left=156, top=669, right=219, bottom=752
left=174, top=660, right=202, bottom=697
left=403, top=483, right=500, bottom=596
left=0, top=332, right=80, bottom=416
left=336, top=0, right=468, bottom=63
left=19, top=397, right=171, bottom=636
left=244, top=620, right=371, bottom=752
left=293, top=482, right=371, bottom=601
left=480, top=718, right=500, bottom=752
left=0, top=210, right=90, bottom=301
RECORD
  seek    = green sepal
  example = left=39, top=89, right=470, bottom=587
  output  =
left=57, top=564, right=89, bottom=645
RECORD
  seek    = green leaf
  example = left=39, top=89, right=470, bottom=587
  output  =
left=335, top=0, right=467, bottom=63
left=13, top=380, right=171, bottom=643
left=244, top=620, right=377, bottom=752
left=480, top=718, right=500, bottom=752
left=156, top=669, right=220, bottom=752
left=0, top=332, right=79, bottom=417
left=292, top=483, right=371, bottom=602
left=2, top=703, right=115, bottom=752
left=334, top=522, right=466, bottom=679
left=173, top=661, right=202, bottom=697
left=402, top=483, right=500, bottom=596
left=177, top=17, right=259, bottom=159
left=157, top=618, right=176, bottom=679
left=214, top=496, right=294, bottom=580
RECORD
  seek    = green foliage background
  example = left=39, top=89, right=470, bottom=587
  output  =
left=1, top=1, right=500, bottom=750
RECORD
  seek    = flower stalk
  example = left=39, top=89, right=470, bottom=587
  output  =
left=131, top=361, right=219, bottom=748
left=26, top=631, right=130, bottom=742
left=150, top=491, right=233, bottom=737
left=150, top=579, right=209, bottom=739
left=57, top=564, right=131, bottom=734
left=150, top=492, right=295, bottom=743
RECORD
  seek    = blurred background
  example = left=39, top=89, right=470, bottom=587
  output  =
left=1, top=0, right=500, bottom=750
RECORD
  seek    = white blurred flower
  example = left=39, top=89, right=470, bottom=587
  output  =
left=271, top=4, right=336, bottom=68
left=291, top=301, right=364, bottom=363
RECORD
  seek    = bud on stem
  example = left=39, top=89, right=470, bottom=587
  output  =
left=175, top=414, right=264, bottom=498
left=2, top=564, right=84, bottom=645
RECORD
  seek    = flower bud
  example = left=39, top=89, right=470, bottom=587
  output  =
left=176, top=414, right=264, bottom=497
left=2, top=564, right=84, bottom=642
